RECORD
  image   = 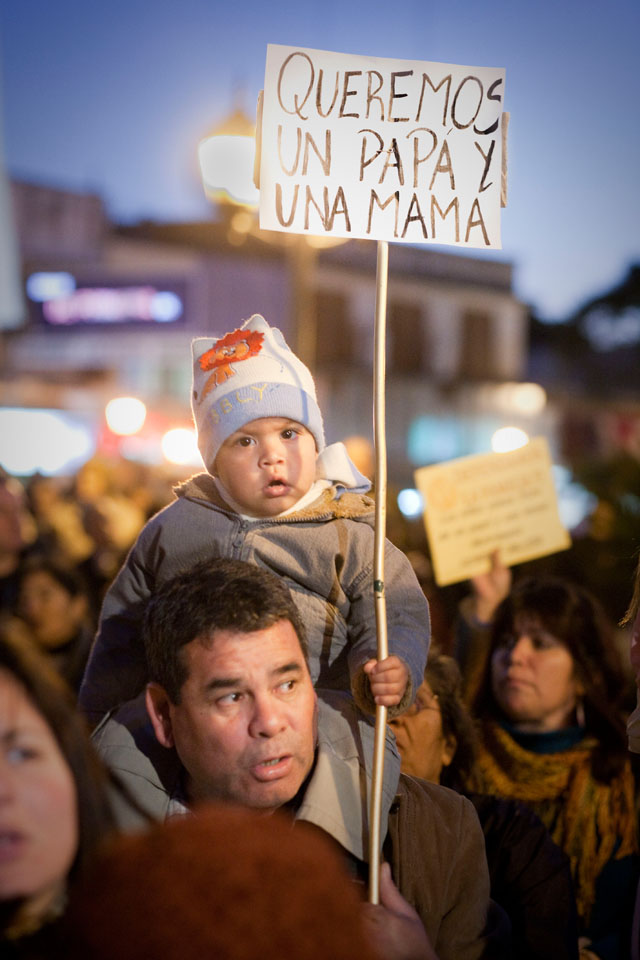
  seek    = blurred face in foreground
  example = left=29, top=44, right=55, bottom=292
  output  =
left=214, top=417, right=317, bottom=517
left=0, top=669, right=78, bottom=924
left=147, top=620, right=318, bottom=812
left=389, top=680, right=456, bottom=782
left=491, top=613, right=582, bottom=733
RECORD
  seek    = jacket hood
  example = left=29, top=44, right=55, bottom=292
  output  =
left=173, top=472, right=375, bottom=522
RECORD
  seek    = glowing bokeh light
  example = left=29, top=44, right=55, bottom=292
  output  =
left=492, top=382, right=547, bottom=416
left=397, top=488, right=424, bottom=519
left=105, top=397, right=147, bottom=436
left=150, top=290, right=183, bottom=322
left=0, top=408, right=94, bottom=476
left=552, top=465, right=598, bottom=530
left=161, top=428, right=202, bottom=466
left=491, top=426, right=529, bottom=453
left=26, top=271, right=76, bottom=302
left=198, top=135, right=259, bottom=206
left=508, top=382, right=546, bottom=416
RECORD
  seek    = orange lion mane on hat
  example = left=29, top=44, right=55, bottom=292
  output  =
left=198, top=328, right=264, bottom=398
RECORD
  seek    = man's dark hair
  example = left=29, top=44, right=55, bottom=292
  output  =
left=143, top=558, right=308, bottom=703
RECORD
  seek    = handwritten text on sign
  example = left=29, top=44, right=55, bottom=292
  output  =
left=414, top=438, right=571, bottom=587
left=260, top=44, right=505, bottom=248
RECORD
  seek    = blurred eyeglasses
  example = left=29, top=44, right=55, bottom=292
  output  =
left=400, top=691, right=440, bottom=719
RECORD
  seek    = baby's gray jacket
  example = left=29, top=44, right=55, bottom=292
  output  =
left=79, top=473, right=430, bottom=723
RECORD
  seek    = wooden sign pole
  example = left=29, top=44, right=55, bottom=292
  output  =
left=368, top=239, right=390, bottom=904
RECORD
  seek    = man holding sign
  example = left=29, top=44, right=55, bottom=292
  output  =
left=94, top=558, right=500, bottom=960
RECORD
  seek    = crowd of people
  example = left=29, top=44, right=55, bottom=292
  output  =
left=1, top=313, right=639, bottom=959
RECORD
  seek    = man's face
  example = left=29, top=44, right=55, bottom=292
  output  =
left=213, top=417, right=317, bottom=517
left=147, top=620, right=317, bottom=812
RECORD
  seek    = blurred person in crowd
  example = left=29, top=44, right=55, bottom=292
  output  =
left=621, top=554, right=640, bottom=960
left=0, top=629, right=116, bottom=957
left=0, top=473, right=36, bottom=615
left=94, top=557, right=501, bottom=960
left=622, top=553, right=640, bottom=756
left=25, top=473, right=109, bottom=622
left=25, top=475, right=94, bottom=569
left=62, top=805, right=378, bottom=960
left=25, top=463, right=169, bottom=623
left=74, top=457, right=147, bottom=613
left=406, top=549, right=453, bottom=653
left=463, top=574, right=638, bottom=960
left=452, top=550, right=513, bottom=703
left=74, top=457, right=147, bottom=552
left=9, top=558, right=95, bottom=694
left=390, top=651, right=579, bottom=960
left=105, top=458, right=174, bottom=523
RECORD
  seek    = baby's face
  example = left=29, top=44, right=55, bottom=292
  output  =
left=214, top=417, right=317, bottom=517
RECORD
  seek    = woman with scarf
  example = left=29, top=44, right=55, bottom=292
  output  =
left=390, top=651, right=579, bottom=960
left=464, top=574, right=638, bottom=960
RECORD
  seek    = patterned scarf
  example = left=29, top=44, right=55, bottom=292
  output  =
left=469, top=719, right=638, bottom=923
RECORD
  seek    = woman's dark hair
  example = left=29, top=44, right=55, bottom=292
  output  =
left=471, top=576, right=630, bottom=780
left=0, top=630, right=116, bottom=882
left=424, top=652, right=478, bottom=791
left=621, top=551, right=640, bottom=627
left=18, top=555, right=90, bottom=602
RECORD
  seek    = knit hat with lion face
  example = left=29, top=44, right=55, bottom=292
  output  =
left=191, top=314, right=325, bottom=472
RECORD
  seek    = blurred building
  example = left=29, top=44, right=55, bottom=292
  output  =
left=528, top=264, right=640, bottom=464
left=2, top=179, right=534, bottom=485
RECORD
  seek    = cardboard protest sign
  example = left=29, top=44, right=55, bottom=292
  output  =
left=414, top=437, right=571, bottom=586
left=259, top=44, right=505, bottom=248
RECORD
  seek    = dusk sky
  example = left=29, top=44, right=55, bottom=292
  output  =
left=1, top=0, right=638, bottom=321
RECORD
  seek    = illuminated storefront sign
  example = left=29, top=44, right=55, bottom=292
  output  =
left=27, top=274, right=185, bottom=325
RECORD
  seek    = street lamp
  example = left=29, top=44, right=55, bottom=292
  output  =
left=197, top=104, right=326, bottom=369
left=198, top=108, right=259, bottom=207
